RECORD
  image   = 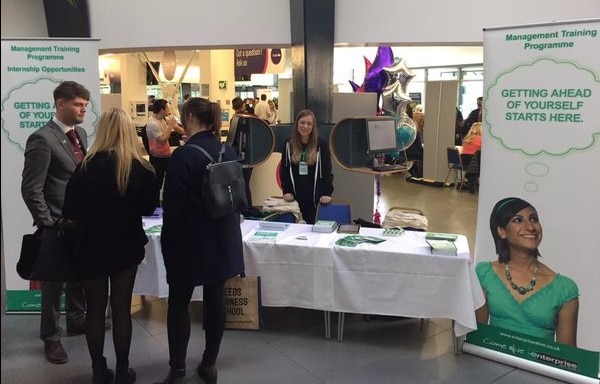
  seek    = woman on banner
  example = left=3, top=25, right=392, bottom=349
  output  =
left=279, top=109, right=334, bottom=224
left=159, top=97, right=244, bottom=384
left=475, top=197, right=579, bottom=346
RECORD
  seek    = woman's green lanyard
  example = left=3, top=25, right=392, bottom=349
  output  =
left=299, top=148, right=308, bottom=175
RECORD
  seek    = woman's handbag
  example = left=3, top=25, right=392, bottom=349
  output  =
left=224, top=275, right=262, bottom=330
left=17, top=220, right=78, bottom=282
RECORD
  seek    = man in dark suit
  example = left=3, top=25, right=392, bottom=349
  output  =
left=21, top=81, right=96, bottom=364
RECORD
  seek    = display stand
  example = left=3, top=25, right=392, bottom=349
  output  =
left=329, top=117, right=409, bottom=224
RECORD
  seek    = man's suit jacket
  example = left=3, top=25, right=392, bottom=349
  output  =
left=21, top=120, right=88, bottom=227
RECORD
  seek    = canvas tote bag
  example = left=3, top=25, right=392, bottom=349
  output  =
left=224, top=275, right=262, bottom=330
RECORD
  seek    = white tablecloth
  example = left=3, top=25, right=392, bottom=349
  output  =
left=134, top=219, right=485, bottom=337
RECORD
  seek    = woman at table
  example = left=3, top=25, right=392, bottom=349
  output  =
left=159, top=97, right=244, bottom=384
left=279, top=109, right=334, bottom=224
left=475, top=197, right=579, bottom=346
left=63, top=107, right=156, bottom=383
left=460, top=122, right=482, bottom=191
left=460, top=122, right=482, bottom=169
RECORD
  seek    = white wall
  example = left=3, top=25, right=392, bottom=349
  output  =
left=335, top=0, right=600, bottom=45
left=89, top=1, right=291, bottom=51
left=0, top=0, right=47, bottom=38
left=3, top=0, right=597, bottom=49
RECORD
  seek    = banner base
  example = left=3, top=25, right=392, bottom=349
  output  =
left=463, top=342, right=599, bottom=384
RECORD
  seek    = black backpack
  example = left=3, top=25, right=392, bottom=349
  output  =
left=188, top=144, right=248, bottom=220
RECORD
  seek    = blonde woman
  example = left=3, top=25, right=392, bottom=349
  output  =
left=461, top=122, right=482, bottom=165
left=267, top=99, right=278, bottom=125
left=63, top=107, right=156, bottom=384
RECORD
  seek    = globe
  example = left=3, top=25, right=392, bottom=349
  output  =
left=380, top=109, right=417, bottom=159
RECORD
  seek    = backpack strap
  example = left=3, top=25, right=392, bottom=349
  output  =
left=217, top=143, right=226, bottom=162
left=186, top=144, right=217, bottom=163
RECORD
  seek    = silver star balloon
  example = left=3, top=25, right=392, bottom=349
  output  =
left=382, top=58, right=416, bottom=103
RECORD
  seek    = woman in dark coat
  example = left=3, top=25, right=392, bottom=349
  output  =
left=279, top=109, right=334, bottom=224
left=159, top=98, right=244, bottom=384
left=63, top=107, right=156, bottom=384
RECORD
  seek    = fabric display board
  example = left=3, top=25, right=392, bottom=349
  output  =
left=224, top=276, right=262, bottom=331
left=465, top=19, right=600, bottom=383
left=1, top=38, right=101, bottom=312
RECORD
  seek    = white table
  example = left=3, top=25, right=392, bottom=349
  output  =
left=134, top=218, right=485, bottom=341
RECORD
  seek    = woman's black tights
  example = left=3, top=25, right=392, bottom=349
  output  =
left=166, top=281, right=226, bottom=370
left=85, top=266, right=137, bottom=371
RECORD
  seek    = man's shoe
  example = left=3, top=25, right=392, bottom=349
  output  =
left=197, top=363, right=217, bottom=384
left=44, top=340, right=68, bottom=364
left=67, top=322, right=111, bottom=336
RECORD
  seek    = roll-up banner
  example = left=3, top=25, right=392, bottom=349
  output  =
left=1, top=38, right=101, bottom=312
left=464, top=19, right=600, bottom=383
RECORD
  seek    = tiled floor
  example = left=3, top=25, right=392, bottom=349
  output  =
left=1, top=175, right=566, bottom=383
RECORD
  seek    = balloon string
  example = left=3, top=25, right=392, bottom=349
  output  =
left=374, top=174, right=382, bottom=224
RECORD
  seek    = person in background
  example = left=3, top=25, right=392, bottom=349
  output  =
left=475, top=197, right=579, bottom=346
left=231, top=97, right=254, bottom=212
left=461, top=96, right=482, bottom=141
left=159, top=98, right=245, bottom=384
left=404, top=104, right=424, bottom=179
left=412, top=104, right=425, bottom=138
left=455, top=107, right=465, bottom=145
left=254, top=97, right=260, bottom=111
left=460, top=122, right=482, bottom=190
left=148, top=95, right=156, bottom=111
left=21, top=81, right=100, bottom=365
left=280, top=109, right=334, bottom=224
left=267, top=99, right=279, bottom=125
left=231, top=97, right=246, bottom=116
left=146, top=99, right=185, bottom=205
left=460, top=122, right=482, bottom=167
left=178, top=93, right=191, bottom=116
left=62, top=107, right=156, bottom=384
left=243, top=98, right=254, bottom=115
left=254, top=94, right=271, bottom=122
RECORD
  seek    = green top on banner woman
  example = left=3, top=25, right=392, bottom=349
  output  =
left=475, top=197, right=579, bottom=346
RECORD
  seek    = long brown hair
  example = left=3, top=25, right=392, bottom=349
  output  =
left=289, top=109, right=318, bottom=164
left=181, top=97, right=221, bottom=137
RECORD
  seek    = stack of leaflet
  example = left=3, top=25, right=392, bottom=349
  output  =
left=312, top=220, right=338, bottom=233
left=335, top=235, right=385, bottom=248
left=248, top=230, right=279, bottom=243
left=425, top=232, right=458, bottom=256
left=249, top=221, right=290, bottom=242
left=258, top=221, right=290, bottom=231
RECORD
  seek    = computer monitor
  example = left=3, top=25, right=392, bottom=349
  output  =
left=227, top=114, right=274, bottom=166
left=366, top=118, right=398, bottom=154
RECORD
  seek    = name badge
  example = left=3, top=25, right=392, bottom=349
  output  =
left=299, top=162, right=308, bottom=175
